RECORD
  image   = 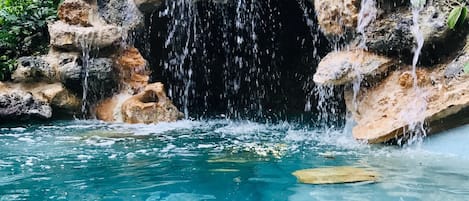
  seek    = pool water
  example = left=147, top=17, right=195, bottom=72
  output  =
left=0, top=120, right=468, bottom=201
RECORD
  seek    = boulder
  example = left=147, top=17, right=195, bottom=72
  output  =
left=133, top=0, right=163, bottom=14
left=346, top=60, right=469, bottom=143
left=364, top=1, right=466, bottom=64
left=48, top=21, right=122, bottom=50
left=313, top=0, right=359, bottom=36
left=121, top=83, right=183, bottom=124
left=58, top=0, right=93, bottom=26
left=313, top=50, right=394, bottom=85
left=0, top=82, right=81, bottom=121
left=0, top=88, right=52, bottom=121
left=292, top=166, right=379, bottom=184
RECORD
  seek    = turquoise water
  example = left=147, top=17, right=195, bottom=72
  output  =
left=0, top=120, right=468, bottom=201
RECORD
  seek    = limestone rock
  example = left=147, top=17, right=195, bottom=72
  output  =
left=12, top=56, right=53, bottom=82
left=58, top=0, right=92, bottom=26
left=0, top=82, right=81, bottom=120
left=313, top=50, right=394, bottom=85
left=121, top=83, right=183, bottom=124
left=313, top=0, right=359, bottom=36
left=346, top=60, right=469, bottom=144
left=98, top=0, right=143, bottom=28
left=133, top=0, right=163, bottom=13
left=48, top=21, right=122, bottom=50
left=12, top=52, right=117, bottom=97
left=364, top=1, right=465, bottom=64
left=116, top=47, right=149, bottom=92
left=0, top=88, right=52, bottom=121
left=292, top=166, right=379, bottom=184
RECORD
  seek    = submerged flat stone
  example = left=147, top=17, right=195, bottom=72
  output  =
left=292, top=166, right=379, bottom=184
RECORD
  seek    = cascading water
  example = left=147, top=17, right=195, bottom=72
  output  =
left=78, top=35, right=93, bottom=118
left=159, top=0, right=197, bottom=119
left=400, top=0, right=428, bottom=145
left=148, top=0, right=326, bottom=120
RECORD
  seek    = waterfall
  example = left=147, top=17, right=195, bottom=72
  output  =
left=400, top=3, right=427, bottom=145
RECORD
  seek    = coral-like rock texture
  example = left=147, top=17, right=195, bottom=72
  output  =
left=58, top=0, right=92, bottom=26
left=121, top=83, right=183, bottom=124
left=313, top=0, right=359, bottom=36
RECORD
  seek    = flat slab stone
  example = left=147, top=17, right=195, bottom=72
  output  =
left=313, top=50, right=393, bottom=85
left=292, top=166, right=379, bottom=184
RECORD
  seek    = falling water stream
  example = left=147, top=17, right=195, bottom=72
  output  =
left=401, top=2, right=428, bottom=145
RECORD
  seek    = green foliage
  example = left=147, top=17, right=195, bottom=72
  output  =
left=448, top=6, right=468, bottom=29
left=0, top=0, right=61, bottom=81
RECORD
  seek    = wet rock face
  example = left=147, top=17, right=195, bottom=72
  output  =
left=346, top=61, right=469, bottom=144
left=364, top=1, right=466, bottom=65
left=121, top=83, right=183, bottom=124
left=313, top=0, right=359, bottom=36
left=313, top=50, right=394, bottom=85
left=133, top=0, right=163, bottom=13
left=58, top=0, right=92, bottom=26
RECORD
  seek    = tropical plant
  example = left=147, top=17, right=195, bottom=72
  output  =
left=0, top=0, right=61, bottom=80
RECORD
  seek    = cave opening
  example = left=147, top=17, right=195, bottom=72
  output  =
left=135, top=0, right=345, bottom=122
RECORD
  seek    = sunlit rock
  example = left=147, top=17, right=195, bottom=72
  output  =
left=48, top=21, right=122, bottom=50
left=121, top=83, right=183, bottom=124
left=292, top=166, right=379, bottom=184
left=58, top=0, right=93, bottom=26
left=313, top=50, right=394, bottom=85
left=313, top=0, right=359, bottom=36
left=346, top=58, right=469, bottom=144
left=115, top=47, right=149, bottom=92
left=0, top=82, right=81, bottom=120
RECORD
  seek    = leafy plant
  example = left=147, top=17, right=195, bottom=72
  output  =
left=0, top=0, right=61, bottom=81
left=447, top=6, right=468, bottom=29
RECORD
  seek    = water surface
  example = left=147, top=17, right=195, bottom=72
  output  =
left=0, top=120, right=468, bottom=201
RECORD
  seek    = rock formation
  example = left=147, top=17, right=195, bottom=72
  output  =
left=0, top=82, right=80, bottom=121
left=1, top=0, right=182, bottom=123
left=313, top=1, right=469, bottom=143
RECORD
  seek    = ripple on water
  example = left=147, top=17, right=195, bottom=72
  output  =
left=0, top=120, right=468, bottom=200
